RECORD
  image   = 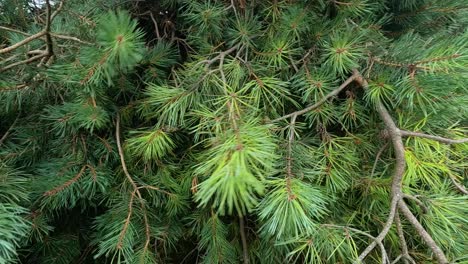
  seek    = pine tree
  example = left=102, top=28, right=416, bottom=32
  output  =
left=1, top=0, right=467, bottom=263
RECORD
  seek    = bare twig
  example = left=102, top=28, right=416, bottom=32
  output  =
left=398, top=201, right=449, bottom=264
left=403, top=194, right=429, bottom=214
left=51, top=0, right=65, bottom=20
left=286, top=114, right=297, bottom=199
left=0, top=115, right=19, bottom=146
left=400, top=130, right=468, bottom=144
left=0, top=52, right=47, bottom=72
left=370, top=142, right=389, bottom=177
left=447, top=173, right=468, bottom=195
left=115, top=113, right=151, bottom=250
left=394, top=211, right=416, bottom=264
left=50, top=33, right=92, bottom=44
left=0, top=31, right=46, bottom=54
left=0, top=26, right=30, bottom=36
left=272, top=73, right=358, bottom=122
left=323, top=224, right=389, bottom=264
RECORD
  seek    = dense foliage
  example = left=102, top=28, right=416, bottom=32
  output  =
left=1, top=0, right=467, bottom=263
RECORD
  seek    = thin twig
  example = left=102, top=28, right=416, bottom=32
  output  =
left=272, top=73, right=358, bottom=122
left=286, top=114, right=297, bottom=200
left=0, top=115, right=19, bottom=146
left=50, top=33, right=92, bottom=44
left=394, top=211, right=415, bottom=264
left=0, top=53, right=47, bottom=72
left=447, top=173, right=468, bottom=195
left=323, top=224, right=389, bottom=264
left=0, top=26, right=30, bottom=36
left=403, top=194, right=429, bottom=214
left=115, top=113, right=151, bottom=250
left=400, top=130, right=468, bottom=144
left=398, top=201, right=449, bottom=264
left=370, top=142, right=389, bottom=177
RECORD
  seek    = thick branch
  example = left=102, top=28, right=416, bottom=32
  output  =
left=398, top=201, right=449, bottom=264
left=44, top=0, right=54, bottom=59
left=239, top=216, right=249, bottom=264
left=354, top=70, right=405, bottom=262
left=400, top=130, right=468, bottom=144
left=272, top=73, right=358, bottom=122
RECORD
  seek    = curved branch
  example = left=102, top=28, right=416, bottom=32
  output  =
left=272, top=73, right=358, bottom=122
left=354, top=70, right=406, bottom=263
left=400, top=130, right=468, bottom=144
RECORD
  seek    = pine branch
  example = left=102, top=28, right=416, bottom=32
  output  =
left=239, top=216, right=249, bottom=264
left=403, top=194, right=429, bottom=214
left=447, top=174, right=468, bottom=195
left=43, top=165, right=88, bottom=196
left=354, top=69, right=405, bottom=263
left=0, top=115, right=19, bottom=147
left=400, top=130, right=468, bottom=144
left=0, top=26, right=30, bottom=36
left=272, top=72, right=358, bottom=122
left=0, top=53, right=48, bottom=72
left=0, top=0, right=61, bottom=55
left=398, top=201, right=449, bottom=264
left=323, top=224, right=390, bottom=264
left=394, top=211, right=416, bottom=264
left=0, top=31, right=46, bottom=54
left=286, top=114, right=297, bottom=200
left=115, top=113, right=151, bottom=251
left=370, top=142, right=389, bottom=177
left=44, top=0, right=54, bottom=62
left=354, top=69, right=450, bottom=264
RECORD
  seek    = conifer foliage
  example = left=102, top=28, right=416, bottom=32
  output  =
left=1, top=0, right=468, bottom=263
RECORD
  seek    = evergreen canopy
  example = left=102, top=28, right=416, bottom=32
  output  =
left=0, top=0, right=467, bottom=263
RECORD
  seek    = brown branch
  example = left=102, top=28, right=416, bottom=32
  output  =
left=43, top=165, right=87, bottom=196
left=0, top=84, right=29, bottom=92
left=116, top=113, right=171, bottom=252
left=403, top=194, right=429, bottom=214
left=0, top=53, right=47, bottom=72
left=400, top=130, right=468, bottom=144
left=0, top=31, right=46, bottom=54
left=0, top=26, right=30, bottom=36
left=370, top=142, right=389, bottom=177
left=286, top=114, right=297, bottom=200
left=117, top=191, right=135, bottom=249
left=50, top=33, right=91, bottom=44
left=323, top=224, right=390, bottom=264
left=354, top=69, right=405, bottom=263
left=447, top=173, right=468, bottom=195
left=0, top=115, right=19, bottom=146
left=272, top=73, right=358, bottom=122
left=398, top=201, right=449, bottom=264
left=239, top=216, right=249, bottom=264
left=51, top=0, right=65, bottom=20
left=394, top=211, right=416, bottom=264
